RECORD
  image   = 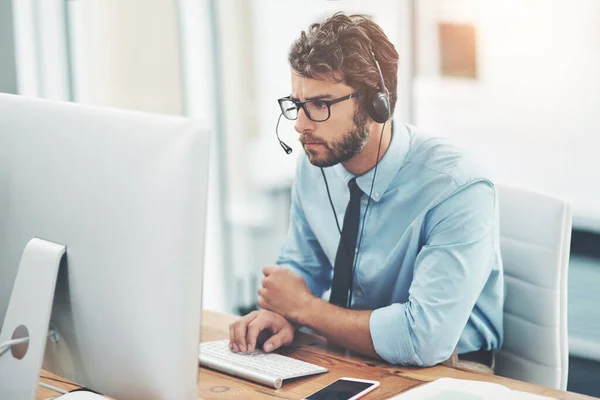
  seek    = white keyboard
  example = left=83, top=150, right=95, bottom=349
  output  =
left=198, top=339, right=327, bottom=389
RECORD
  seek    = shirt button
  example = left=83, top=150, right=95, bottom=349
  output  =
left=362, top=199, right=368, bottom=205
left=355, top=289, right=363, bottom=297
left=374, top=191, right=380, bottom=198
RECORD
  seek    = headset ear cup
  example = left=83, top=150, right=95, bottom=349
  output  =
left=368, top=92, right=390, bottom=123
left=368, top=49, right=391, bottom=123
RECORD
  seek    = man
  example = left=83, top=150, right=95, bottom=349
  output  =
left=229, top=12, right=503, bottom=370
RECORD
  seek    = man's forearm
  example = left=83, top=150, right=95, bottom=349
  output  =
left=297, top=297, right=380, bottom=359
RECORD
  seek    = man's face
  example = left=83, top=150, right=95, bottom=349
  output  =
left=291, top=72, right=368, bottom=168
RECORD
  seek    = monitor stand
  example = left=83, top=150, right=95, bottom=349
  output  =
left=0, top=238, right=65, bottom=399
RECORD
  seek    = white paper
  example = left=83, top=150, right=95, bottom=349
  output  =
left=388, top=378, right=556, bottom=400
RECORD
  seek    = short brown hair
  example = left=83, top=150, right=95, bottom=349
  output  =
left=288, top=12, right=399, bottom=118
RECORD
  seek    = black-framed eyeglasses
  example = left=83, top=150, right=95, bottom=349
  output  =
left=277, top=92, right=359, bottom=122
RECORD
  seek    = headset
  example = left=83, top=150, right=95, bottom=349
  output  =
left=367, top=49, right=391, bottom=123
left=276, top=49, right=390, bottom=308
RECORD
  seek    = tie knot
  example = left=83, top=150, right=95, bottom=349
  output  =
left=348, top=178, right=363, bottom=199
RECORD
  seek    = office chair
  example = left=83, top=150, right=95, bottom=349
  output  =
left=495, top=183, right=572, bottom=390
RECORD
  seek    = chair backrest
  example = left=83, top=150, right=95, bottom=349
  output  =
left=495, top=184, right=572, bottom=390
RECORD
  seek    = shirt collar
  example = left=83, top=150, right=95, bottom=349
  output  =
left=332, top=121, right=410, bottom=202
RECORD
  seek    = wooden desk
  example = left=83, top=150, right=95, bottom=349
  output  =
left=38, top=310, right=596, bottom=399
left=196, top=312, right=596, bottom=400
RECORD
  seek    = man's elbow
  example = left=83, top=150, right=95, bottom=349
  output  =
left=413, top=339, right=455, bottom=367
left=370, top=305, right=456, bottom=367
left=379, top=340, right=454, bottom=367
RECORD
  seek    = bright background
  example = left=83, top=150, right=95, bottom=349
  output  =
left=1, top=0, right=599, bottom=395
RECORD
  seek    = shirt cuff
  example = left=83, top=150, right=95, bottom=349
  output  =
left=370, top=303, right=423, bottom=366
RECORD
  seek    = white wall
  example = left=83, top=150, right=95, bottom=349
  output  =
left=414, top=0, right=600, bottom=231
left=68, top=0, right=183, bottom=114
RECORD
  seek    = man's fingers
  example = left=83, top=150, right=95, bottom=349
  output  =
left=229, top=323, right=237, bottom=351
left=257, top=297, right=269, bottom=310
left=233, top=320, right=248, bottom=352
left=262, top=266, right=274, bottom=276
left=246, top=315, right=273, bottom=352
left=263, top=328, right=293, bottom=353
left=230, top=311, right=258, bottom=352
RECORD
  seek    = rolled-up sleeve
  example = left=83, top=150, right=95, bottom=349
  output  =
left=276, top=164, right=332, bottom=298
left=370, top=181, right=498, bottom=366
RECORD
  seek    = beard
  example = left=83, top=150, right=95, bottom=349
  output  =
left=302, top=112, right=369, bottom=168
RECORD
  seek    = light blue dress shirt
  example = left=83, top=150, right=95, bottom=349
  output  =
left=276, top=122, right=504, bottom=366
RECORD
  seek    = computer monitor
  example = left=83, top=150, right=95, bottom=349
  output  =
left=0, top=93, right=209, bottom=400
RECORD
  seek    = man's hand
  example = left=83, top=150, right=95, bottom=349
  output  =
left=229, top=310, right=294, bottom=353
left=258, top=266, right=314, bottom=323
